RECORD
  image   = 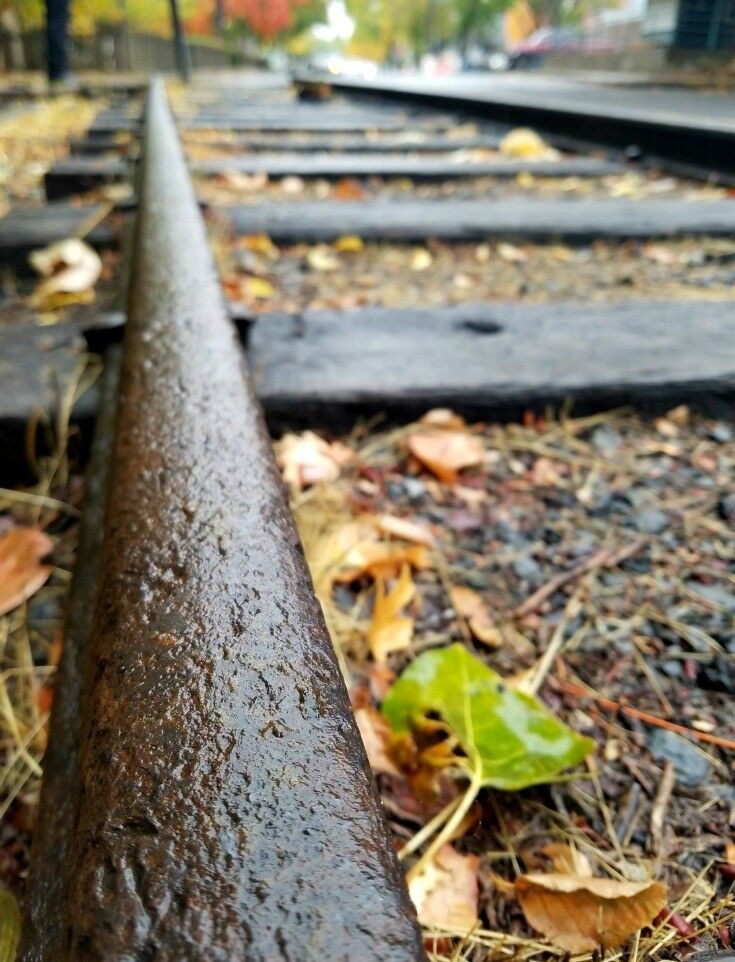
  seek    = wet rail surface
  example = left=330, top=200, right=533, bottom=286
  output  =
left=6, top=69, right=735, bottom=961
left=19, top=79, right=426, bottom=962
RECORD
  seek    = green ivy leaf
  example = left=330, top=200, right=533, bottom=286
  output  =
left=0, top=889, right=20, bottom=962
left=382, top=644, right=594, bottom=790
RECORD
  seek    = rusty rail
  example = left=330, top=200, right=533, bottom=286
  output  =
left=21, top=77, right=426, bottom=962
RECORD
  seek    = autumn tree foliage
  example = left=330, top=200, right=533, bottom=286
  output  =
left=187, top=0, right=325, bottom=40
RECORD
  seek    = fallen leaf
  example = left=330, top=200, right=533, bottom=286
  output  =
left=516, top=873, right=667, bottom=952
left=541, top=843, right=593, bottom=877
left=307, top=245, right=340, bottom=272
left=222, top=170, right=267, bottom=191
left=409, top=845, right=479, bottom=932
left=377, top=514, right=435, bottom=547
left=0, top=527, right=54, bottom=617
left=334, top=234, right=364, bottom=252
left=449, top=585, right=502, bottom=647
left=332, top=177, right=365, bottom=200
left=29, top=239, right=102, bottom=308
left=280, top=175, right=304, bottom=194
left=499, top=128, right=559, bottom=160
left=0, top=889, right=21, bottom=962
left=407, top=431, right=485, bottom=483
left=243, top=276, right=275, bottom=300
left=322, top=521, right=430, bottom=585
left=420, top=408, right=466, bottom=430
left=410, top=248, right=433, bottom=271
left=368, top=564, right=416, bottom=661
left=242, top=233, right=279, bottom=258
left=497, top=242, right=528, bottom=263
left=382, top=644, right=594, bottom=790
left=275, top=431, right=352, bottom=492
left=355, top=705, right=400, bottom=775
left=641, top=243, right=678, bottom=266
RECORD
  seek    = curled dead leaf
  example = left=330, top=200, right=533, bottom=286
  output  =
left=320, top=521, right=430, bottom=586
left=410, top=248, right=433, bottom=272
left=0, top=527, right=54, bottom=617
left=407, top=430, right=485, bottom=484
left=354, top=706, right=400, bottom=775
left=499, top=127, right=559, bottom=160
left=420, top=408, right=466, bottom=430
left=449, top=585, right=502, bottom=647
left=242, top=233, right=279, bottom=258
left=367, top=564, right=416, bottom=661
left=29, top=239, right=102, bottom=308
left=541, top=843, right=594, bottom=877
left=275, top=431, right=353, bottom=492
left=307, top=245, right=340, bottom=272
left=516, top=873, right=667, bottom=952
left=377, top=514, right=435, bottom=547
left=409, top=844, right=479, bottom=933
left=334, top=234, right=364, bottom=253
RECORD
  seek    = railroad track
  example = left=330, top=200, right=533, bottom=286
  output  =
left=0, top=72, right=733, bottom=959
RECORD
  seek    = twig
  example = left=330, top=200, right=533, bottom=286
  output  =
left=555, top=679, right=735, bottom=751
left=514, top=540, right=644, bottom=618
left=526, top=590, right=582, bottom=696
left=650, top=761, right=675, bottom=865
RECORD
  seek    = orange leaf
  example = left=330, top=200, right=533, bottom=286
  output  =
left=420, top=408, right=466, bottom=430
left=367, top=564, right=415, bottom=661
left=0, top=527, right=53, bottom=617
left=377, top=514, right=435, bottom=547
left=449, top=585, right=502, bottom=648
left=354, top=705, right=400, bottom=775
left=516, top=873, right=667, bottom=952
left=275, top=431, right=353, bottom=492
left=407, top=431, right=485, bottom=484
left=409, top=844, right=479, bottom=932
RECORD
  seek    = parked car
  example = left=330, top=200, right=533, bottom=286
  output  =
left=508, top=27, right=583, bottom=68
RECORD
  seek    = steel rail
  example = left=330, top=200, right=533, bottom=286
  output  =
left=24, top=77, right=426, bottom=962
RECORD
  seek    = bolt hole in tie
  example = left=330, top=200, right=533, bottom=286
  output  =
left=460, top=318, right=504, bottom=335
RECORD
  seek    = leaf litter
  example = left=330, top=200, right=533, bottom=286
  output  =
left=277, top=404, right=735, bottom=960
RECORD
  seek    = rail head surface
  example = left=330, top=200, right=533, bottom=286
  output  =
left=35, top=77, right=426, bottom=962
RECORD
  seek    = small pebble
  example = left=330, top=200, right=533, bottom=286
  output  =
left=513, top=555, right=542, bottom=582
left=634, top=508, right=669, bottom=534
left=647, top=729, right=711, bottom=786
left=709, top=422, right=733, bottom=443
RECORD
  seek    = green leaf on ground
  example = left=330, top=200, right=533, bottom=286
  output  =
left=381, top=643, right=594, bottom=790
left=0, top=889, right=20, bottom=962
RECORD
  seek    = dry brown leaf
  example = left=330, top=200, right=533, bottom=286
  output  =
left=410, top=248, right=433, bottom=271
left=0, top=527, right=54, bottom=617
left=499, top=127, right=559, bottom=160
left=275, top=431, right=353, bottom=492
left=326, top=522, right=430, bottom=584
left=242, top=233, right=279, bottom=258
left=280, top=175, right=304, bottom=194
left=409, top=844, right=479, bottom=932
left=407, top=430, right=485, bottom=484
left=516, top=873, right=667, bottom=952
left=333, top=234, right=364, bottom=252
left=449, top=585, right=502, bottom=647
left=354, top=705, right=400, bottom=775
left=367, top=564, right=416, bottom=661
left=497, top=242, right=528, bottom=263
left=332, top=177, right=365, bottom=200
left=377, top=514, right=435, bottom=547
left=307, top=245, right=340, bottom=272
left=541, top=843, right=593, bottom=877
left=222, top=171, right=268, bottom=191
left=29, top=239, right=102, bottom=308
left=420, top=408, right=466, bottom=430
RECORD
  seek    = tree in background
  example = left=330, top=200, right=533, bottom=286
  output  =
left=185, top=0, right=324, bottom=42
left=347, top=0, right=512, bottom=61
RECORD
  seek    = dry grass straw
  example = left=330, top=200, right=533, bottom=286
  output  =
left=0, top=355, right=100, bottom=817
